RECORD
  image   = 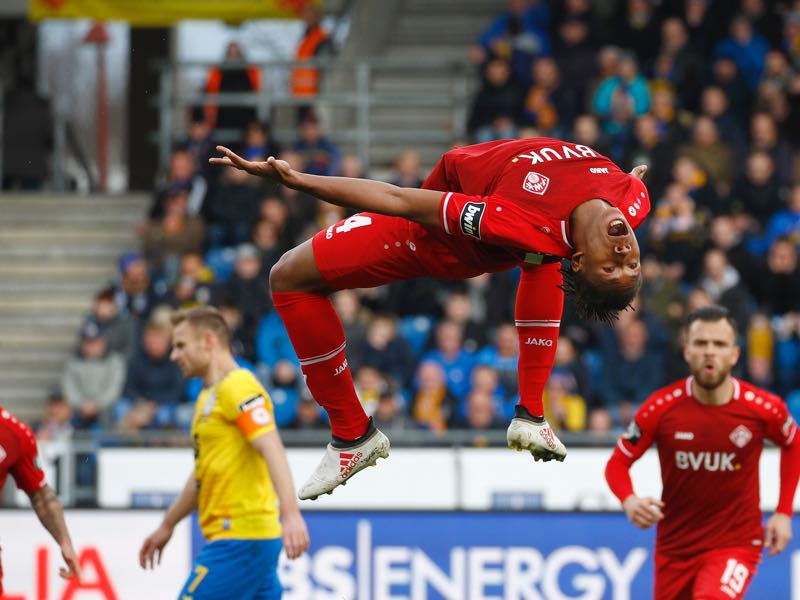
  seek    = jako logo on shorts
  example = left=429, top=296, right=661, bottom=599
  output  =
left=460, top=202, right=486, bottom=239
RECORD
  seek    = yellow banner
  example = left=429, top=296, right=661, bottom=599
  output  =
left=30, top=0, right=317, bottom=25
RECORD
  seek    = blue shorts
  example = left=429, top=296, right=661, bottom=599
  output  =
left=178, top=538, right=282, bottom=600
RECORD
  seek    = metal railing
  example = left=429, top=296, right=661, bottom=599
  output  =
left=152, top=57, right=475, bottom=171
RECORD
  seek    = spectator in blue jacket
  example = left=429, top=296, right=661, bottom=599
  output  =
left=713, top=15, right=769, bottom=90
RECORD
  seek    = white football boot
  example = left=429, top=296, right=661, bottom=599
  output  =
left=507, top=407, right=567, bottom=462
left=298, top=427, right=390, bottom=500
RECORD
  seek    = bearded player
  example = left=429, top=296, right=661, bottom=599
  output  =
left=0, top=407, right=81, bottom=593
left=605, top=305, right=800, bottom=599
left=211, top=137, right=650, bottom=500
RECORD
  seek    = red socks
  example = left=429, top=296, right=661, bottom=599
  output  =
left=514, top=263, right=564, bottom=418
left=272, top=291, right=369, bottom=441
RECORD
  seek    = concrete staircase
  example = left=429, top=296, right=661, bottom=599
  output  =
left=0, top=194, right=148, bottom=423
left=335, top=0, right=504, bottom=170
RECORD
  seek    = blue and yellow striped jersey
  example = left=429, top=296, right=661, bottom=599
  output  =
left=191, top=368, right=281, bottom=541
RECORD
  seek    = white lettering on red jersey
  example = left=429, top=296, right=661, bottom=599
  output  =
left=615, top=378, right=796, bottom=557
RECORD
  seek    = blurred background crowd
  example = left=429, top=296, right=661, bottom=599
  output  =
left=32, top=0, right=800, bottom=444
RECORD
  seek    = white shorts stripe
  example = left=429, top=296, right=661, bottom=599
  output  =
left=442, top=192, right=453, bottom=235
left=298, top=341, right=347, bottom=366
left=617, top=440, right=634, bottom=458
left=787, top=425, right=797, bottom=446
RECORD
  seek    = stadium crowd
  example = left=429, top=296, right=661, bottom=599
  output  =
left=36, top=0, right=800, bottom=441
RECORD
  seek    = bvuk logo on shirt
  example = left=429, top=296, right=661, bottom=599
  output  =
left=522, top=171, right=550, bottom=195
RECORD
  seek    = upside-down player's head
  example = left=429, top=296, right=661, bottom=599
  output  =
left=682, top=304, right=740, bottom=390
left=560, top=264, right=641, bottom=323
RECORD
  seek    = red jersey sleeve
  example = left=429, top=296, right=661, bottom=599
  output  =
left=9, top=421, right=46, bottom=495
left=756, top=392, right=800, bottom=515
left=605, top=398, right=659, bottom=503
left=762, top=393, right=798, bottom=447
left=438, top=192, right=570, bottom=257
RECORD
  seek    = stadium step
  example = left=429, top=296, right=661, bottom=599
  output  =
left=0, top=193, right=148, bottom=417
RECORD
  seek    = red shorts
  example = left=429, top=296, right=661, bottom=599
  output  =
left=312, top=212, right=517, bottom=289
left=654, top=547, right=761, bottom=600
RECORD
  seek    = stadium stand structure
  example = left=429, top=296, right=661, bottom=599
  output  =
left=0, top=194, right=148, bottom=422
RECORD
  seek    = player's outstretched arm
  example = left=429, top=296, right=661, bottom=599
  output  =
left=252, top=430, right=310, bottom=559
left=29, top=485, right=81, bottom=583
left=139, top=473, right=197, bottom=569
left=210, top=146, right=442, bottom=228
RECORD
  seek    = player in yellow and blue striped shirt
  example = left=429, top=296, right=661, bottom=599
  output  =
left=139, top=307, right=309, bottom=599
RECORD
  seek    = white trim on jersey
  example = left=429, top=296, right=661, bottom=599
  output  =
left=298, top=341, right=347, bottom=366
left=787, top=425, right=797, bottom=445
left=514, top=320, right=561, bottom=327
left=617, top=439, right=634, bottom=458
left=732, top=378, right=741, bottom=400
left=442, top=192, right=453, bottom=235
left=561, top=220, right=573, bottom=248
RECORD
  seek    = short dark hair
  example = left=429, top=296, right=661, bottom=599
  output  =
left=683, top=304, right=738, bottom=335
left=560, top=266, right=641, bottom=323
left=171, top=306, right=231, bottom=347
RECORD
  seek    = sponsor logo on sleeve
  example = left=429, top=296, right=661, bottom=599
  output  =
left=622, top=421, right=641, bottom=445
left=459, top=202, right=486, bottom=239
left=238, top=394, right=266, bottom=412
left=522, top=171, right=550, bottom=195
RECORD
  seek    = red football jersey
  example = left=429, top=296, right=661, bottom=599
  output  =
left=617, top=377, right=797, bottom=557
left=424, top=138, right=650, bottom=271
left=0, top=407, right=46, bottom=495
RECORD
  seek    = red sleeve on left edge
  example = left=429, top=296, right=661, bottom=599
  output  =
left=9, top=425, right=46, bottom=495
left=777, top=434, right=800, bottom=515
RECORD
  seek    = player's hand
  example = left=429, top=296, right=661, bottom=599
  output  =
left=139, top=523, right=173, bottom=569
left=629, top=165, right=647, bottom=180
left=60, top=541, right=81, bottom=582
left=209, top=146, right=297, bottom=185
left=622, top=495, right=664, bottom=529
left=281, top=510, right=310, bottom=559
left=765, top=512, right=792, bottom=556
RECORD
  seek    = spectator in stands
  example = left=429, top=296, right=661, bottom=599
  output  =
left=553, top=10, right=598, bottom=113
left=639, top=256, right=686, bottom=340
left=459, top=389, right=505, bottom=430
left=757, top=184, right=800, bottom=254
left=292, top=114, right=341, bottom=176
left=714, top=14, right=770, bottom=91
left=697, top=248, right=755, bottom=329
left=752, top=237, right=800, bottom=318
left=678, top=116, right=735, bottom=197
left=112, top=252, right=167, bottom=324
left=648, top=183, right=708, bottom=269
left=356, top=314, right=415, bottom=390
left=412, top=360, right=456, bottom=432
left=218, top=298, right=255, bottom=363
left=178, top=106, right=216, bottom=182
left=204, top=155, right=263, bottom=247
left=266, top=359, right=302, bottom=427
left=749, top=111, right=794, bottom=186
left=623, top=113, right=676, bottom=199
left=730, top=150, right=783, bottom=223
left=290, top=5, right=334, bottom=118
left=150, top=149, right=207, bottom=220
left=141, top=183, right=206, bottom=286
left=287, top=397, right=326, bottom=430
left=522, top=57, right=577, bottom=136
left=746, top=312, right=774, bottom=389
left=571, top=113, right=611, bottom=157
left=118, top=319, right=185, bottom=430
left=708, top=57, right=753, bottom=123
left=466, top=364, right=507, bottom=418
left=243, top=120, right=280, bottom=162
left=62, top=320, right=126, bottom=430
left=682, top=0, right=729, bottom=56
left=388, top=150, right=424, bottom=189
left=599, top=317, right=664, bottom=425
left=707, top=215, right=757, bottom=285
left=655, top=17, right=705, bottom=111
left=224, top=243, right=272, bottom=336
left=587, top=406, right=614, bottom=435
left=36, top=391, right=73, bottom=442
left=784, top=11, right=800, bottom=68
left=250, top=219, right=283, bottom=274
left=420, top=320, right=475, bottom=403
left=553, top=334, right=595, bottom=407
left=699, top=85, right=749, bottom=164
left=204, top=41, right=260, bottom=132
left=372, top=390, right=411, bottom=431
left=442, top=290, right=486, bottom=353
left=614, top=0, right=663, bottom=69
left=649, top=84, right=691, bottom=145
left=470, top=0, right=552, bottom=86
left=354, top=366, right=388, bottom=417
left=332, top=290, right=368, bottom=358
left=542, top=368, right=586, bottom=432
left=475, top=323, right=519, bottom=401
left=468, top=58, right=525, bottom=142
left=671, top=155, right=720, bottom=216
left=86, top=286, right=137, bottom=362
